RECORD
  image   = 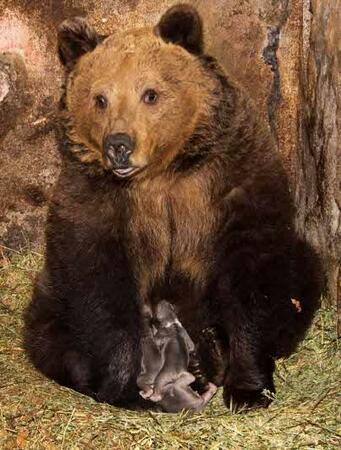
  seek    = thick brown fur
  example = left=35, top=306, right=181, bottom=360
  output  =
left=24, top=5, right=322, bottom=411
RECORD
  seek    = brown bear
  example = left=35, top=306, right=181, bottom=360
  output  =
left=24, top=4, right=322, bottom=411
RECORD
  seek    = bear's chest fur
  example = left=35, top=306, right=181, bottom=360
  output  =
left=55, top=164, right=225, bottom=331
left=125, top=172, right=222, bottom=318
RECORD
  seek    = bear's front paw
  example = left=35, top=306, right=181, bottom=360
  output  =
left=223, top=385, right=274, bottom=412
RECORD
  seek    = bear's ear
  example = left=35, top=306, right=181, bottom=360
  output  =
left=58, top=17, right=103, bottom=69
left=155, top=4, right=203, bottom=55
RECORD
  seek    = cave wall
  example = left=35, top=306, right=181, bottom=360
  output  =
left=296, top=0, right=340, bottom=322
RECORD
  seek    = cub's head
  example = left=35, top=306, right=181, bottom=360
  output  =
left=58, top=4, right=219, bottom=179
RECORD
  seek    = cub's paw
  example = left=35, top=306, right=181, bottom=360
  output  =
left=223, top=385, right=274, bottom=413
left=148, top=392, right=162, bottom=402
left=139, top=387, right=154, bottom=400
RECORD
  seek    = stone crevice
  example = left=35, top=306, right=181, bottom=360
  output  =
left=261, top=0, right=289, bottom=145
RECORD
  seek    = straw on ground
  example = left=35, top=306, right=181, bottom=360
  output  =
left=0, top=251, right=340, bottom=449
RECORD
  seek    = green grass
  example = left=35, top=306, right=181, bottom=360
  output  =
left=0, top=250, right=340, bottom=449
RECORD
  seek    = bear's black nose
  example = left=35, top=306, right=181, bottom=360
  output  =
left=103, top=133, right=135, bottom=167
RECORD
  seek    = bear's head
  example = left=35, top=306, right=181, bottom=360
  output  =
left=58, top=4, right=222, bottom=179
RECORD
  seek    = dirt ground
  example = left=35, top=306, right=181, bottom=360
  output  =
left=0, top=250, right=340, bottom=449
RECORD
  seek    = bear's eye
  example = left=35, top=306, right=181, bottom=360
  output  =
left=142, top=89, right=159, bottom=105
left=95, top=94, right=108, bottom=110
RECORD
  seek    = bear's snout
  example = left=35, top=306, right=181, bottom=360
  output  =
left=103, top=133, right=135, bottom=169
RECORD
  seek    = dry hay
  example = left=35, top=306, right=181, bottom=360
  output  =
left=0, top=250, right=340, bottom=449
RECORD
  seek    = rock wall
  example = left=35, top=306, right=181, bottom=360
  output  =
left=0, top=1, right=339, bottom=308
left=297, top=0, right=340, bottom=323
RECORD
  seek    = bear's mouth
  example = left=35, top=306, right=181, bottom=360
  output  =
left=112, top=167, right=140, bottom=178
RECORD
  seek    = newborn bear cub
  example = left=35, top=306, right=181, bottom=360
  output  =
left=137, top=301, right=217, bottom=413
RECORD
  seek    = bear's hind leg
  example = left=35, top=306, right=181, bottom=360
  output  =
left=211, top=276, right=276, bottom=412
left=221, top=307, right=276, bottom=412
left=223, top=335, right=275, bottom=412
left=94, top=329, right=141, bottom=406
left=24, top=289, right=93, bottom=396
